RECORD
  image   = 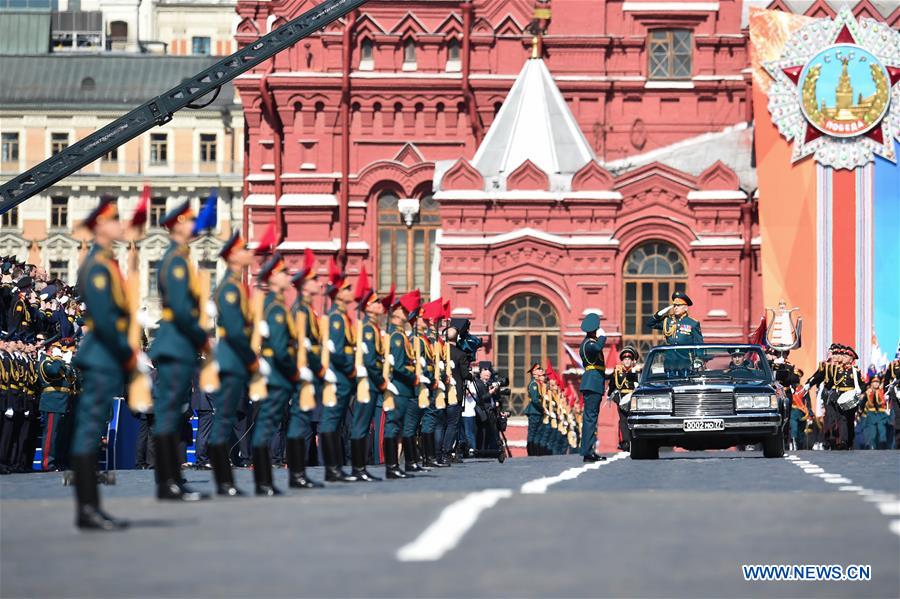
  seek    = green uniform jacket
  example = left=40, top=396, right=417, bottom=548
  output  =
left=73, top=244, right=135, bottom=373
left=291, top=300, right=323, bottom=377
left=214, top=270, right=256, bottom=377
left=525, top=380, right=542, bottom=416
left=39, top=355, right=71, bottom=413
left=579, top=335, right=606, bottom=394
left=361, top=317, right=386, bottom=391
left=261, top=292, right=298, bottom=390
left=149, top=241, right=207, bottom=362
left=646, top=311, right=704, bottom=345
left=389, top=327, right=416, bottom=397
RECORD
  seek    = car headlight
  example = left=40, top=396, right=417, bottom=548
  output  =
left=736, top=394, right=777, bottom=410
left=634, top=393, right=672, bottom=412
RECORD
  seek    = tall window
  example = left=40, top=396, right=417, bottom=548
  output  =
left=377, top=189, right=439, bottom=295
left=199, top=134, right=217, bottom=163
left=494, top=294, right=559, bottom=416
left=150, top=133, right=168, bottom=165
left=648, top=29, right=692, bottom=79
left=402, top=38, right=416, bottom=70
left=1, top=206, right=18, bottom=228
left=192, top=36, right=211, bottom=55
left=359, top=38, right=374, bottom=70
left=2, top=132, right=19, bottom=163
left=446, top=38, right=461, bottom=72
left=622, top=241, right=688, bottom=356
left=49, top=260, right=68, bottom=282
left=51, top=132, right=69, bottom=155
left=102, top=148, right=118, bottom=162
left=50, top=196, right=69, bottom=229
left=149, top=197, right=167, bottom=228
left=148, top=260, right=160, bottom=298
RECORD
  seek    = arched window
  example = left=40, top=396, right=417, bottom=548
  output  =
left=446, top=38, right=461, bottom=72
left=622, top=241, right=688, bottom=356
left=494, top=294, right=559, bottom=415
left=377, top=188, right=439, bottom=295
left=359, top=38, right=373, bottom=70
left=402, top=38, right=417, bottom=70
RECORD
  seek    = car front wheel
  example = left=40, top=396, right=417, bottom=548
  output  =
left=762, top=431, right=785, bottom=458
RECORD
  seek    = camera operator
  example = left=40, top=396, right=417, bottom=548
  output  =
left=472, top=363, right=508, bottom=461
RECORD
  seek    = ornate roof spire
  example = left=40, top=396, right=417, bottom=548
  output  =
left=528, top=1, right=551, bottom=60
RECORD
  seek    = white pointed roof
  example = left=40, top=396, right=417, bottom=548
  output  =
left=471, top=58, right=595, bottom=192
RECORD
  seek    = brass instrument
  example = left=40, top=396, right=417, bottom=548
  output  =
left=248, top=289, right=268, bottom=402
left=445, top=338, right=458, bottom=406
left=320, top=314, right=337, bottom=407
left=124, top=248, right=152, bottom=413
left=355, top=317, right=371, bottom=404
left=415, top=332, right=429, bottom=409
left=381, top=329, right=395, bottom=412
left=197, top=269, right=220, bottom=393
left=295, top=311, right=316, bottom=412
left=433, top=336, right=446, bottom=409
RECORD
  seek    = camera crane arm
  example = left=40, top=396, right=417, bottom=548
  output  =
left=0, top=0, right=369, bottom=214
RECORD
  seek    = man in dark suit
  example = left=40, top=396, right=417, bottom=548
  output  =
left=444, top=320, right=471, bottom=464
left=191, top=371, right=213, bottom=470
left=473, top=363, right=500, bottom=455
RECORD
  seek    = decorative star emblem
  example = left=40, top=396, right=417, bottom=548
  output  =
left=763, top=8, right=900, bottom=168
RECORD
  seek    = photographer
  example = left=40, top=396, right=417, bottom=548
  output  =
left=472, top=363, right=508, bottom=462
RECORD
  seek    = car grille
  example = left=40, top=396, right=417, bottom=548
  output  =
left=673, top=392, right=734, bottom=417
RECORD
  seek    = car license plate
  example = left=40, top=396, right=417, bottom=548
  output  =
left=683, top=419, right=725, bottom=432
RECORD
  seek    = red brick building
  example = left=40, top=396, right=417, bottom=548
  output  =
left=235, top=0, right=865, bottom=412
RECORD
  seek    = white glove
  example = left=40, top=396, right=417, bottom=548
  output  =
left=300, top=367, right=313, bottom=383
left=205, top=300, right=218, bottom=321
left=449, top=377, right=457, bottom=386
left=596, top=326, right=606, bottom=337
left=62, top=351, right=73, bottom=364
left=356, top=363, right=367, bottom=378
left=4, top=408, right=13, bottom=418
left=449, top=360, right=455, bottom=369
left=304, top=338, right=312, bottom=351
left=325, top=369, right=337, bottom=384
left=257, top=359, right=272, bottom=378
left=136, top=352, right=152, bottom=375
left=51, top=347, right=62, bottom=358
left=438, top=381, right=446, bottom=391
left=137, top=308, right=153, bottom=329
left=418, top=356, right=426, bottom=367
left=387, top=382, right=399, bottom=395
left=803, top=383, right=810, bottom=393
left=438, top=360, right=445, bottom=371
left=24, top=411, right=30, bottom=417
left=361, top=343, right=369, bottom=355
left=419, top=375, right=431, bottom=385
left=388, top=354, right=395, bottom=367
left=327, top=340, right=336, bottom=354
left=656, top=306, right=673, bottom=318
left=258, top=320, right=270, bottom=339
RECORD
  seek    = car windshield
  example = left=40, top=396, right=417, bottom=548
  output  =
left=641, top=346, right=772, bottom=384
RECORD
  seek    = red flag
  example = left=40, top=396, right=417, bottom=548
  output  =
left=380, top=282, right=396, bottom=311
left=353, top=264, right=372, bottom=305
left=750, top=315, right=767, bottom=346
left=605, top=343, right=618, bottom=371
left=422, top=298, right=443, bottom=322
left=254, top=219, right=278, bottom=255
left=442, top=299, right=451, bottom=319
left=131, top=184, right=150, bottom=229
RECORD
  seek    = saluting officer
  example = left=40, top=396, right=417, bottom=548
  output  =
left=579, top=312, right=606, bottom=462
left=525, top=363, right=544, bottom=456
left=208, top=230, right=268, bottom=496
left=39, top=337, right=73, bottom=471
left=148, top=200, right=209, bottom=502
left=70, top=196, right=142, bottom=530
left=384, top=291, right=420, bottom=479
left=609, top=346, right=640, bottom=452
left=646, top=291, right=703, bottom=345
left=286, top=249, right=325, bottom=489
left=319, top=261, right=357, bottom=482
left=253, top=252, right=298, bottom=495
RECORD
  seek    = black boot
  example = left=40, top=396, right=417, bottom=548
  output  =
left=209, top=444, right=243, bottom=497
left=350, top=437, right=380, bottom=482
left=156, top=434, right=208, bottom=501
left=403, top=436, right=427, bottom=473
left=287, top=437, right=322, bottom=489
left=72, top=453, right=127, bottom=531
left=323, top=432, right=357, bottom=482
left=252, top=446, right=282, bottom=496
left=423, top=432, right=449, bottom=468
left=384, top=437, right=409, bottom=479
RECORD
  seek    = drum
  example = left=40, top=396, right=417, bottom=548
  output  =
left=836, top=390, right=862, bottom=413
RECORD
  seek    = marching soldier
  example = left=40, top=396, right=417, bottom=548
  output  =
left=349, top=271, right=387, bottom=481
left=208, top=230, right=268, bottom=496
left=609, top=346, right=640, bottom=452
left=39, top=337, right=73, bottom=471
left=369, top=286, right=396, bottom=466
left=525, top=363, right=544, bottom=456
left=579, top=312, right=606, bottom=462
left=804, top=344, right=865, bottom=450
left=384, top=291, right=420, bottom=479
left=148, top=200, right=209, bottom=501
left=319, top=261, right=357, bottom=482
left=859, top=374, right=889, bottom=449
left=419, top=303, right=448, bottom=469
left=286, top=250, right=324, bottom=489
left=253, top=252, right=297, bottom=495
left=69, top=195, right=139, bottom=530
left=405, top=300, right=433, bottom=473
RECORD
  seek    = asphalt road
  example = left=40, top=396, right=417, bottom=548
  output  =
left=2, top=450, right=898, bottom=599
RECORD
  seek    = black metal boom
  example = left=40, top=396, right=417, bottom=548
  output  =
left=0, top=0, right=369, bottom=214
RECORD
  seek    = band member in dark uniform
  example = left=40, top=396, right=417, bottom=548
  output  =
left=609, top=346, right=640, bottom=452
left=804, top=344, right=866, bottom=450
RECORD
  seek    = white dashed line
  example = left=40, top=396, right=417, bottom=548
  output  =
left=785, top=453, right=900, bottom=537
left=520, top=452, right=629, bottom=495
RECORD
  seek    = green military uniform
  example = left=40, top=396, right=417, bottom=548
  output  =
left=319, top=302, right=358, bottom=482
left=286, top=289, right=323, bottom=489
left=579, top=312, right=606, bottom=461
left=385, top=324, right=416, bottom=477
left=645, top=291, right=703, bottom=373
left=39, top=350, right=73, bottom=470
left=525, top=372, right=543, bottom=456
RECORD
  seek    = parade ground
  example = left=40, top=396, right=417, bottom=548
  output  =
left=2, top=451, right=898, bottom=599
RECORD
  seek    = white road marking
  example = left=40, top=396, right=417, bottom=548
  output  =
left=396, top=489, right=512, bottom=562
left=520, top=452, right=628, bottom=495
left=785, top=453, right=900, bottom=537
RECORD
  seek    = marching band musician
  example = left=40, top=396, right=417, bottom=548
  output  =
left=804, top=344, right=866, bottom=450
left=208, top=230, right=268, bottom=497
left=384, top=291, right=420, bottom=479
left=859, top=374, right=890, bottom=450
left=525, top=363, right=544, bottom=456
left=287, top=250, right=325, bottom=489
left=148, top=200, right=209, bottom=502
left=70, top=195, right=144, bottom=529
left=609, top=346, right=640, bottom=452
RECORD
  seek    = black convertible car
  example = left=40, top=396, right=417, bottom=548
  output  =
left=626, top=345, right=788, bottom=460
